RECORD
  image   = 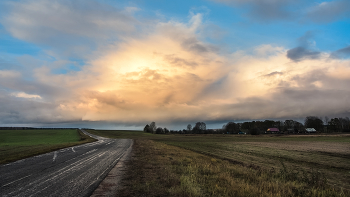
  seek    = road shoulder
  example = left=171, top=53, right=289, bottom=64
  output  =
left=90, top=140, right=133, bottom=197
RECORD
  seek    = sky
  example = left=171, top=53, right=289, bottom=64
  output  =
left=0, top=0, right=350, bottom=130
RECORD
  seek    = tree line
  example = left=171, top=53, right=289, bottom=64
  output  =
left=144, top=116, right=350, bottom=135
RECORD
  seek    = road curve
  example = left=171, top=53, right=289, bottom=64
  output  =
left=0, top=130, right=133, bottom=197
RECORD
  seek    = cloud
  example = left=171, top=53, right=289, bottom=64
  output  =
left=211, top=0, right=298, bottom=21
left=287, top=47, right=321, bottom=62
left=0, top=70, right=21, bottom=78
left=331, top=45, right=350, bottom=59
left=264, top=71, right=283, bottom=77
left=0, top=68, right=68, bottom=100
left=0, top=93, right=83, bottom=124
left=162, top=54, right=199, bottom=68
left=1, top=0, right=140, bottom=58
left=212, top=0, right=350, bottom=24
left=227, top=88, right=350, bottom=119
left=2, top=39, right=350, bottom=126
left=11, top=92, right=42, bottom=99
left=1, top=0, right=350, bottom=128
left=307, top=0, right=350, bottom=23
left=286, top=32, right=321, bottom=62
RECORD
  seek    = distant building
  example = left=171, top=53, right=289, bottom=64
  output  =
left=266, top=128, right=279, bottom=134
left=305, top=128, right=316, bottom=133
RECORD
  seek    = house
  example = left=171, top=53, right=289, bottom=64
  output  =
left=305, top=128, right=316, bottom=133
left=266, top=128, right=279, bottom=134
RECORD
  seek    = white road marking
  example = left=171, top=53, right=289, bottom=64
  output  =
left=2, top=174, right=31, bottom=187
left=11, top=152, right=107, bottom=196
left=86, top=149, right=97, bottom=154
left=28, top=184, right=50, bottom=197
left=72, top=147, right=75, bottom=152
left=53, top=151, right=57, bottom=162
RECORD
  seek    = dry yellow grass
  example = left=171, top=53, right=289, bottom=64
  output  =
left=88, top=130, right=350, bottom=195
left=118, top=139, right=348, bottom=197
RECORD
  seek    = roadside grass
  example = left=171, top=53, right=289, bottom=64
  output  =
left=88, top=130, right=350, bottom=194
left=118, top=139, right=348, bottom=196
left=0, top=129, right=96, bottom=164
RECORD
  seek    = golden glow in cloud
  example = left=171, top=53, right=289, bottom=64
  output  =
left=1, top=1, right=349, bottom=126
left=28, top=14, right=349, bottom=124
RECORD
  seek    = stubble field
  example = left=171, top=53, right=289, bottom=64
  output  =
left=158, top=135, right=350, bottom=191
left=88, top=130, right=350, bottom=196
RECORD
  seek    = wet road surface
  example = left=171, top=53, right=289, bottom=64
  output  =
left=0, top=130, right=132, bottom=197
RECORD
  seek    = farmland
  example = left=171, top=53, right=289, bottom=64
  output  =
left=88, top=130, right=350, bottom=196
left=0, top=129, right=96, bottom=164
left=157, top=135, right=350, bottom=191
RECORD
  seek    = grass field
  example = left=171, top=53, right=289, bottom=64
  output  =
left=0, top=129, right=96, bottom=164
left=88, top=130, right=350, bottom=196
left=85, top=130, right=153, bottom=139
left=157, top=135, right=350, bottom=191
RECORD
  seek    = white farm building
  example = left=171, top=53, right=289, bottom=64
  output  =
left=305, top=128, right=316, bottom=133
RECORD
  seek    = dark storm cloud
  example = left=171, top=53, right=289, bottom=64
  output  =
left=307, top=0, right=350, bottom=23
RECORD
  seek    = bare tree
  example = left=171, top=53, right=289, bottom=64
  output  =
left=143, top=124, right=150, bottom=133
left=164, top=128, right=169, bottom=134
left=329, top=118, right=340, bottom=132
left=187, top=124, right=192, bottom=131
left=149, top=122, right=156, bottom=134
left=324, top=116, right=329, bottom=125
left=200, top=122, right=206, bottom=131
left=193, top=122, right=206, bottom=134
left=284, top=120, right=295, bottom=132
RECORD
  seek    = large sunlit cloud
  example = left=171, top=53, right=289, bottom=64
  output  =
left=0, top=0, right=349, bottom=127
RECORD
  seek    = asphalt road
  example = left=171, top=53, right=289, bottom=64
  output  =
left=0, top=130, right=132, bottom=197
